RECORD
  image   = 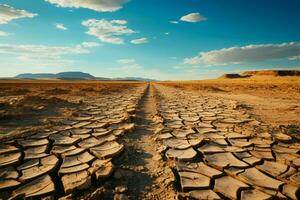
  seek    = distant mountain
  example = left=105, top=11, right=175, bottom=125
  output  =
left=15, top=73, right=58, bottom=79
left=56, top=72, right=95, bottom=79
left=16, top=72, right=101, bottom=80
left=15, top=72, right=155, bottom=81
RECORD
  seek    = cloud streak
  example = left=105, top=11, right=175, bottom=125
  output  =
left=81, top=42, right=100, bottom=48
left=131, top=37, right=149, bottom=44
left=180, top=13, right=206, bottom=23
left=0, top=43, right=89, bottom=67
left=82, top=19, right=135, bottom=44
left=0, top=4, right=37, bottom=24
left=184, top=42, right=300, bottom=65
left=118, top=58, right=136, bottom=64
left=0, top=30, right=10, bottom=36
left=117, top=58, right=142, bottom=70
left=55, top=23, right=68, bottom=30
left=45, top=0, right=128, bottom=12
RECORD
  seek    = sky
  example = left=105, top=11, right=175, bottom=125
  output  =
left=0, top=0, right=300, bottom=80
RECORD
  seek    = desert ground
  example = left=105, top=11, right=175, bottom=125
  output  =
left=0, top=77, right=299, bottom=200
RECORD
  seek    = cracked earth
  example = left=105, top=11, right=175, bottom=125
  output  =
left=0, top=82, right=299, bottom=200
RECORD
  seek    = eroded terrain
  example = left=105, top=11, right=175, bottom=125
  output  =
left=152, top=84, right=299, bottom=199
left=0, top=81, right=299, bottom=199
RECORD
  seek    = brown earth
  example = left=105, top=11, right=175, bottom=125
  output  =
left=0, top=80, right=144, bottom=137
left=159, top=77, right=300, bottom=127
left=0, top=78, right=299, bottom=200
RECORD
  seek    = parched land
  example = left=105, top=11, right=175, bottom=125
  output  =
left=160, top=77, right=300, bottom=127
left=0, top=79, right=299, bottom=199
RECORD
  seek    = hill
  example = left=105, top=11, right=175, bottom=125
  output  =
left=56, top=72, right=96, bottom=79
left=241, top=70, right=300, bottom=77
left=14, top=72, right=155, bottom=81
left=219, top=74, right=248, bottom=79
left=15, top=72, right=96, bottom=80
left=15, top=73, right=58, bottom=79
left=219, top=70, right=300, bottom=79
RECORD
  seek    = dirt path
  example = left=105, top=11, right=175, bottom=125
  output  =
left=115, top=84, right=177, bottom=199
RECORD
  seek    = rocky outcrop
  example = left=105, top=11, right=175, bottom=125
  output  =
left=219, top=70, right=300, bottom=79
left=242, top=70, right=300, bottom=77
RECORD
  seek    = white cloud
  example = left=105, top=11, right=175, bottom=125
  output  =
left=184, top=42, right=300, bottom=65
left=117, top=58, right=142, bottom=70
left=289, top=55, right=300, bottom=60
left=17, top=54, right=73, bottom=67
left=118, top=58, right=136, bottom=64
left=45, top=0, right=128, bottom=12
left=170, top=21, right=179, bottom=24
left=180, top=13, right=206, bottom=23
left=131, top=37, right=149, bottom=44
left=0, top=43, right=89, bottom=67
left=0, top=30, right=10, bottom=36
left=119, top=64, right=143, bottom=71
left=55, top=23, right=68, bottom=30
left=0, top=44, right=87, bottom=55
left=0, top=4, right=37, bottom=24
left=110, top=20, right=127, bottom=25
left=81, top=42, right=100, bottom=48
left=82, top=19, right=135, bottom=44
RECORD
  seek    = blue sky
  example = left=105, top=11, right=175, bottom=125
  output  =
left=0, top=0, right=299, bottom=80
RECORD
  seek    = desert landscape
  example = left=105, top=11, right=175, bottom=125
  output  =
left=0, top=70, right=299, bottom=200
left=1, top=0, right=300, bottom=199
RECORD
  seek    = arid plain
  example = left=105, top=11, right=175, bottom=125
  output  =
left=0, top=76, right=300, bottom=200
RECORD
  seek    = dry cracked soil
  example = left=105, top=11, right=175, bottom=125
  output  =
left=0, top=80, right=299, bottom=200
